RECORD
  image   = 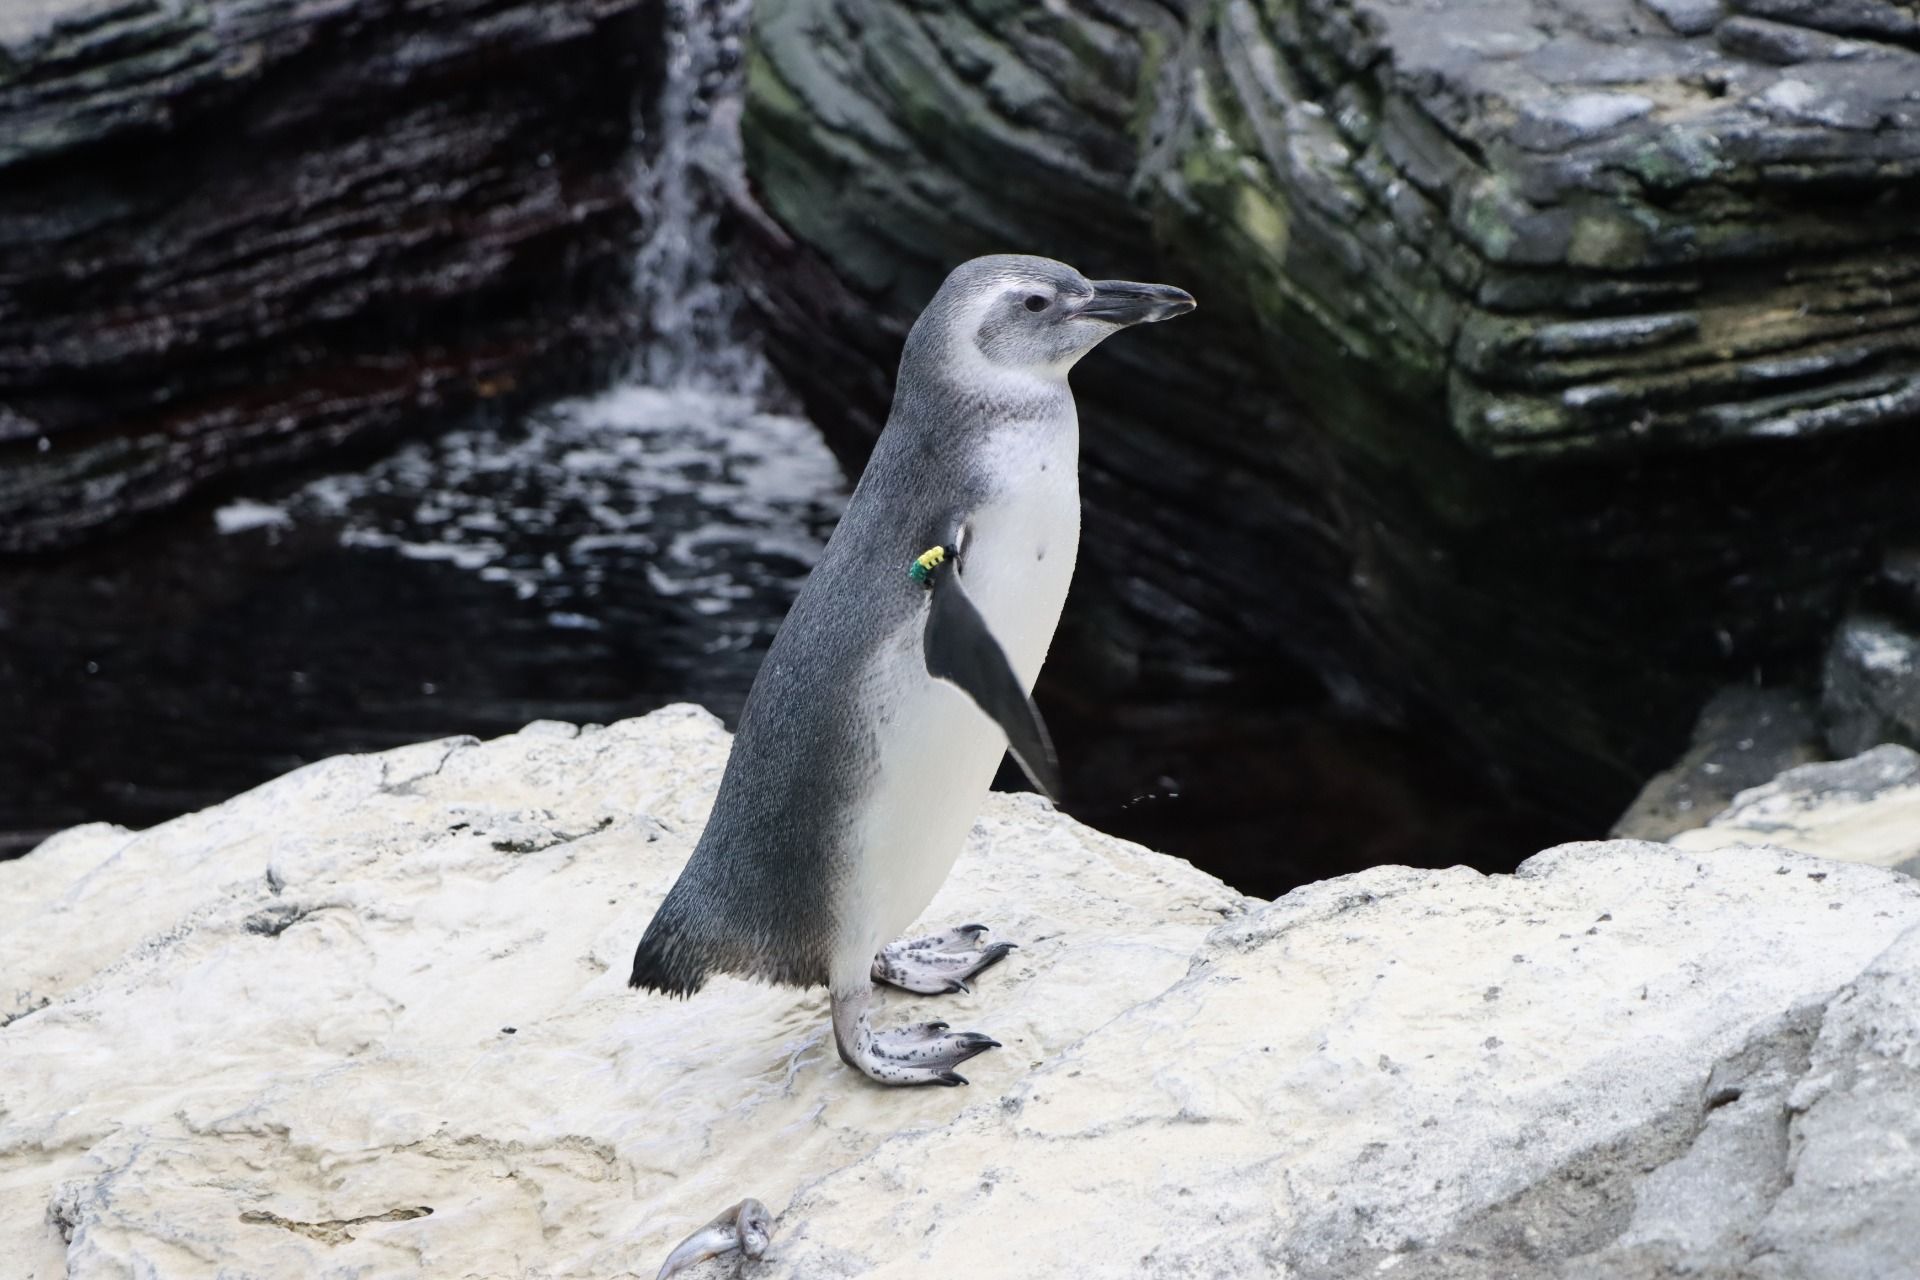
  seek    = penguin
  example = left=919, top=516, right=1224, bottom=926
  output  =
left=630, top=254, right=1195, bottom=1086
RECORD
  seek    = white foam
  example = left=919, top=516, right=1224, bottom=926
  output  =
left=212, top=500, right=292, bottom=534
left=266, top=382, right=843, bottom=620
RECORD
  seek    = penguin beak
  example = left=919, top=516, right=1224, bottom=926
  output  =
left=1076, top=280, right=1197, bottom=325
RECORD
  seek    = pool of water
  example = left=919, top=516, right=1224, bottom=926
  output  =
left=0, top=385, right=844, bottom=855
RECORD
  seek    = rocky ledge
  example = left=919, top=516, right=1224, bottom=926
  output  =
left=4, top=707, right=1917, bottom=1277
left=0, top=0, right=656, bottom=552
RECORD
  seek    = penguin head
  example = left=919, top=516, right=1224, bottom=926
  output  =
left=919, top=254, right=1196, bottom=381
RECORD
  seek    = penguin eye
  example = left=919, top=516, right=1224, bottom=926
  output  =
left=1023, top=294, right=1050, bottom=313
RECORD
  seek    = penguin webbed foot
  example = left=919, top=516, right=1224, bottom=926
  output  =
left=861, top=1020, right=1000, bottom=1087
left=871, top=923, right=1016, bottom=996
left=831, top=986, right=1002, bottom=1087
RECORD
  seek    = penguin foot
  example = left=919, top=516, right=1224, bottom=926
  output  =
left=855, top=1020, right=1001, bottom=1087
left=871, top=923, right=1016, bottom=995
left=831, top=985, right=1001, bottom=1087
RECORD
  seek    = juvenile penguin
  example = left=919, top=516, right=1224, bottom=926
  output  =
left=630, top=254, right=1194, bottom=1085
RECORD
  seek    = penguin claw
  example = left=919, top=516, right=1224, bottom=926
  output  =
left=872, top=925, right=1019, bottom=995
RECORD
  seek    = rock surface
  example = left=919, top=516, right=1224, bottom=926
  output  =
left=1824, top=613, right=1920, bottom=755
left=1822, top=545, right=1920, bottom=758
left=0, top=0, right=655, bottom=551
left=1613, top=684, right=1822, bottom=841
left=1673, top=743, right=1920, bottom=877
left=6, top=707, right=1920, bottom=1277
left=738, top=0, right=1920, bottom=857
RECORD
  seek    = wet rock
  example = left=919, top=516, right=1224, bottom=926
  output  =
left=1641, top=0, right=1726, bottom=37
left=1879, top=545, right=1920, bottom=614
left=5, top=708, right=1918, bottom=1276
left=1613, top=684, right=1823, bottom=841
left=0, top=0, right=659, bottom=552
left=738, top=0, right=1920, bottom=853
left=1823, top=612, right=1920, bottom=756
left=1821, top=545, right=1920, bottom=757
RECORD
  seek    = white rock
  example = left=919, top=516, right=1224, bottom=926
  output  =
left=4, top=708, right=1918, bottom=1278
left=1673, top=744, right=1920, bottom=876
left=0, top=708, right=1242, bottom=1278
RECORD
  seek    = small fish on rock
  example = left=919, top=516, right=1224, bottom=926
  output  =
left=655, top=1198, right=774, bottom=1279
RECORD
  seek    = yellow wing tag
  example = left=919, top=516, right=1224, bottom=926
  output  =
left=908, top=545, right=948, bottom=586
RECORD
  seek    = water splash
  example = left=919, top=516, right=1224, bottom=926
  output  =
left=272, top=0, right=847, bottom=632
left=288, top=385, right=843, bottom=649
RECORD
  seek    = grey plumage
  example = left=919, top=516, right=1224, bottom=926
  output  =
left=629, top=254, right=1194, bottom=1010
left=630, top=265, right=1016, bottom=994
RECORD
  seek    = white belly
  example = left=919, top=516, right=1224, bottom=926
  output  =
left=834, top=425, right=1080, bottom=985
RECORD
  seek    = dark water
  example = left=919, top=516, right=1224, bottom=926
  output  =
left=0, top=388, right=843, bottom=855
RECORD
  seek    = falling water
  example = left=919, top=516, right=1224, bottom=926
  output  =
left=269, top=0, right=840, bottom=623
left=267, top=0, right=842, bottom=646
left=626, top=0, right=768, bottom=393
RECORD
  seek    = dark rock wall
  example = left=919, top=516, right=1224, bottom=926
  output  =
left=0, top=0, right=658, bottom=551
left=738, top=0, right=1920, bottom=858
left=1152, top=0, right=1920, bottom=813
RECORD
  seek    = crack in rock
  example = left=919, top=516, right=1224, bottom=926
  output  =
left=378, top=736, right=483, bottom=796
left=0, top=996, right=51, bottom=1029
left=242, top=903, right=316, bottom=938
left=490, top=816, right=617, bottom=855
left=238, top=1205, right=434, bottom=1245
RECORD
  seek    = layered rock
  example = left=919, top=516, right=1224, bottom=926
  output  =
left=1164, top=0, right=1920, bottom=456
left=0, top=0, right=656, bottom=551
left=4, top=708, right=1918, bottom=1277
left=737, top=0, right=1920, bottom=855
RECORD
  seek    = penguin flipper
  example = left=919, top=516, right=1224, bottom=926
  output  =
left=922, top=567, right=1062, bottom=801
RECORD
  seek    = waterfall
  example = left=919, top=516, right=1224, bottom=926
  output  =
left=266, top=0, right=843, bottom=655
left=625, top=0, right=768, bottom=395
